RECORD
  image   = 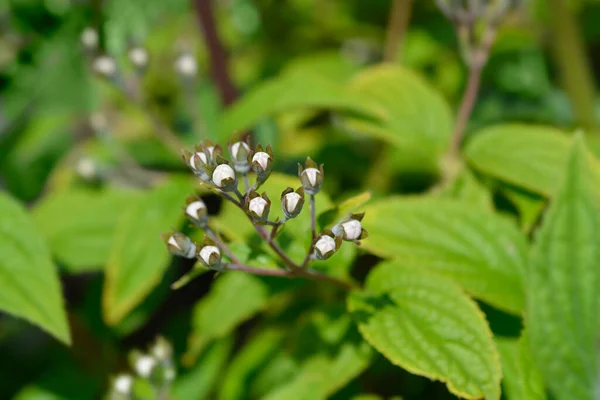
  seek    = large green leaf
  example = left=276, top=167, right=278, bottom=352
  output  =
left=184, top=272, right=270, bottom=363
left=342, top=65, right=453, bottom=169
left=103, top=177, right=193, bottom=325
left=496, top=333, right=546, bottom=400
left=217, top=71, right=382, bottom=141
left=348, top=262, right=501, bottom=400
left=465, top=124, right=600, bottom=198
left=363, top=197, right=527, bottom=314
left=172, top=337, right=234, bottom=400
left=32, top=188, right=141, bottom=272
left=526, top=136, right=600, bottom=400
left=0, top=193, right=70, bottom=344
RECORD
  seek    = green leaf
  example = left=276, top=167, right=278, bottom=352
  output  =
left=0, top=193, right=70, bottom=344
left=261, top=311, right=373, bottom=400
left=172, top=337, right=234, bottom=400
left=465, top=124, right=600, bottom=198
left=502, top=188, right=546, bottom=233
left=318, top=191, right=372, bottom=230
left=103, top=176, right=193, bottom=325
left=348, top=262, right=501, bottom=400
left=343, top=65, right=453, bottom=169
left=217, top=71, right=382, bottom=141
left=32, top=188, right=141, bottom=272
left=526, top=136, right=600, bottom=400
left=184, top=272, right=270, bottom=363
left=439, top=168, right=493, bottom=211
left=496, top=333, right=546, bottom=400
left=219, top=329, right=286, bottom=400
left=363, top=197, right=527, bottom=314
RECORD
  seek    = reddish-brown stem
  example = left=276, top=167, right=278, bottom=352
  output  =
left=383, top=0, right=413, bottom=62
left=226, top=263, right=355, bottom=291
left=192, top=0, right=238, bottom=106
left=204, top=226, right=240, bottom=264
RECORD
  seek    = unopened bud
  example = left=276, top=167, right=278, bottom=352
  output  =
left=113, top=374, right=133, bottom=395
left=151, top=337, right=173, bottom=361
left=134, top=355, right=156, bottom=378
left=298, top=157, right=324, bottom=195
left=93, top=55, right=117, bottom=78
left=229, top=141, right=251, bottom=173
left=199, top=245, right=221, bottom=268
left=281, top=187, right=304, bottom=219
left=313, top=231, right=342, bottom=260
left=184, top=197, right=208, bottom=226
left=80, top=27, right=98, bottom=50
left=162, top=232, right=196, bottom=258
left=128, top=46, right=149, bottom=69
left=250, top=144, right=274, bottom=181
left=175, top=53, right=197, bottom=77
left=332, top=213, right=368, bottom=242
left=212, top=163, right=237, bottom=191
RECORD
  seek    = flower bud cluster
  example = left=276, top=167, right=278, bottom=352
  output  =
left=109, top=337, right=175, bottom=400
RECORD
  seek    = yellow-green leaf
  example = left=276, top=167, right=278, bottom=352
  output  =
left=526, top=136, right=600, bottom=400
left=0, top=193, right=70, bottom=344
left=343, top=65, right=453, bottom=169
left=496, top=333, right=546, bottom=400
left=103, top=177, right=193, bottom=325
left=465, top=124, right=600, bottom=198
left=363, top=197, right=527, bottom=314
left=348, top=262, right=501, bottom=400
left=32, top=188, right=141, bottom=272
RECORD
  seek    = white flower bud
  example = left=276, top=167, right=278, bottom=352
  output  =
left=231, top=142, right=250, bottom=160
left=332, top=213, right=368, bottom=242
left=113, top=374, right=133, bottom=394
left=314, top=235, right=337, bottom=260
left=190, top=152, right=207, bottom=169
left=199, top=245, right=221, bottom=267
left=340, top=219, right=362, bottom=240
left=249, top=197, right=268, bottom=219
left=76, top=157, right=96, bottom=180
left=283, top=192, right=301, bottom=213
left=175, top=53, right=197, bottom=77
left=212, top=164, right=236, bottom=189
left=93, top=56, right=117, bottom=77
left=80, top=27, right=98, bottom=49
left=135, top=355, right=156, bottom=378
left=252, top=152, right=270, bottom=172
left=304, top=168, right=320, bottom=186
left=165, top=233, right=196, bottom=258
left=185, top=200, right=207, bottom=225
left=128, top=47, right=149, bottom=68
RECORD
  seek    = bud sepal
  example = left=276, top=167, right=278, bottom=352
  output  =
left=162, top=232, right=197, bottom=258
left=313, top=230, right=342, bottom=260
left=197, top=235, right=223, bottom=270
left=298, top=157, right=324, bottom=195
left=249, top=144, right=274, bottom=185
left=183, top=196, right=208, bottom=227
left=229, top=139, right=251, bottom=174
left=245, top=190, right=271, bottom=223
left=281, top=186, right=305, bottom=219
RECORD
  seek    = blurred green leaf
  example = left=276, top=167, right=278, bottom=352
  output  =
left=217, top=70, right=383, bottom=142
left=318, top=191, right=372, bottom=230
left=465, top=124, right=600, bottom=198
left=526, top=136, right=600, bottom=400
left=0, top=193, right=70, bottom=344
left=219, top=328, right=286, bottom=400
left=184, top=272, right=270, bottom=363
left=496, top=333, right=546, bottom=400
left=348, top=262, right=501, bottom=400
left=32, top=188, right=141, bottom=272
left=502, top=188, right=546, bottom=233
left=439, top=168, right=493, bottom=210
left=342, top=65, right=453, bottom=171
left=172, top=337, right=234, bottom=400
left=261, top=312, right=372, bottom=400
left=103, top=176, right=194, bottom=325
left=363, top=197, right=527, bottom=314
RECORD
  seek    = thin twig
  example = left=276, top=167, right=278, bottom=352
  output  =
left=310, top=194, right=316, bottom=240
left=383, top=0, right=413, bottom=62
left=204, top=226, right=240, bottom=264
left=242, top=174, right=250, bottom=193
left=226, top=263, right=355, bottom=290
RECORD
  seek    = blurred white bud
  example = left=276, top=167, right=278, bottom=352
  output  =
left=199, top=245, right=221, bottom=268
left=249, top=197, right=268, bottom=219
left=80, top=27, right=98, bottom=50
left=314, top=235, right=337, bottom=260
left=76, top=157, right=97, bottom=180
left=113, top=374, right=133, bottom=394
left=93, top=55, right=117, bottom=77
left=212, top=164, right=236, bottom=189
left=230, top=141, right=250, bottom=173
left=252, top=152, right=270, bottom=172
left=128, top=47, right=149, bottom=68
left=175, top=53, right=197, bottom=77
left=89, top=112, right=108, bottom=132
left=135, top=355, right=156, bottom=378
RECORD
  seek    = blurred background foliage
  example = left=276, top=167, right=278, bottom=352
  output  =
left=1, top=0, right=600, bottom=398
